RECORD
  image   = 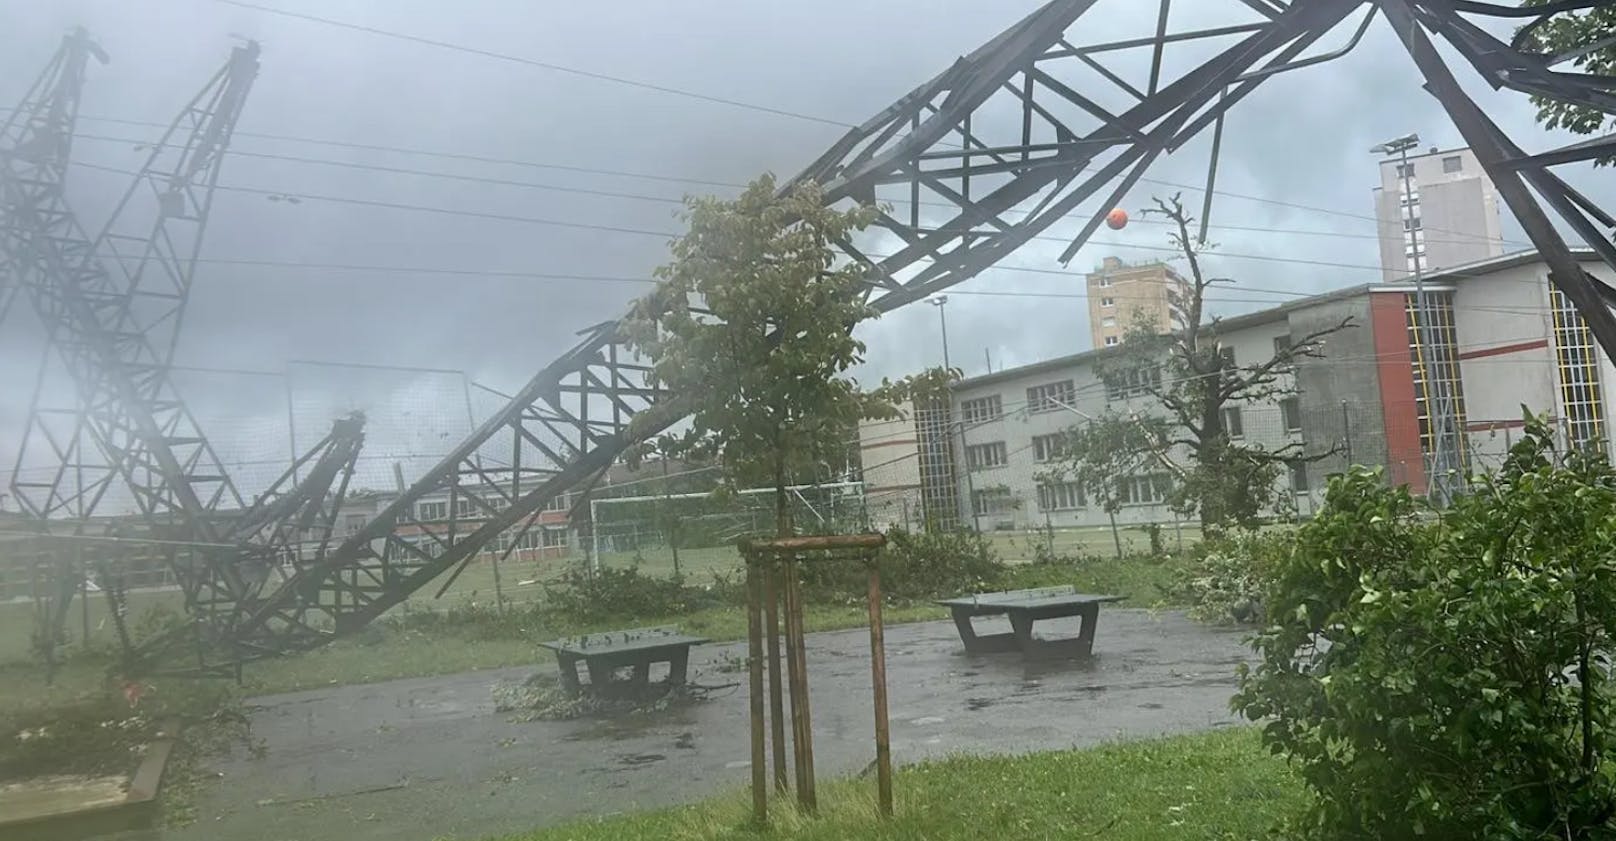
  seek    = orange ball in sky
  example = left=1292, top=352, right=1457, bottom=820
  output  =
left=1105, top=208, right=1129, bottom=230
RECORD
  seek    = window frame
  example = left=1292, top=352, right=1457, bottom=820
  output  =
left=1026, top=380, right=1076, bottom=414
left=1036, top=480, right=1085, bottom=511
left=1031, top=433, right=1066, bottom=463
left=1221, top=406, right=1245, bottom=440
left=960, top=394, right=1003, bottom=425
left=1280, top=396, right=1303, bottom=433
left=965, top=440, right=1008, bottom=471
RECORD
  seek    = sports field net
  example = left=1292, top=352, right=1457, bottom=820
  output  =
left=588, top=481, right=867, bottom=579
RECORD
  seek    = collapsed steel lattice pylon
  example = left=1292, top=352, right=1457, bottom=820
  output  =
left=8, top=0, right=1616, bottom=674
left=0, top=34, right=368, bottom=675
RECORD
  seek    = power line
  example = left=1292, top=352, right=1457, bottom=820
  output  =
left=200, top=1, right=1522, bottom=249
left=83, top=250, right=1592, bottom=324
left=74, top=160, right=1410, bottom=274
left=212, top=0, right=853, bottom=128
left=67, top=131, right=1527, bottom=250
left=65, top=127, right=1532, bottom=250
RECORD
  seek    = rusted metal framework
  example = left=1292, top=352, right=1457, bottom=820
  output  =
left=6, top=0, right=1615, bottom=673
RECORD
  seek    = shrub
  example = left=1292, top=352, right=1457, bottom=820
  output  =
left=543, top=563, right=740, bottom=623
left=797, top=528, right=1004, bottom=603
left=1168, top=530, right=1290, bottom=624
left=1235, top=417, right=1616, bottom=840
left=0, top=681, right=246, bottom=781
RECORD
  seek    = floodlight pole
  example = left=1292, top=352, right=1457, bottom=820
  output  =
left=1372, top=133, right=1458, bottom=506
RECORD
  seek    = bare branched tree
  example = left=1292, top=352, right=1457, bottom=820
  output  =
left=1049, top=195, right=1352, bottom=534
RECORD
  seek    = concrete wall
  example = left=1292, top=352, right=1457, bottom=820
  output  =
left=1290, top=294, right=1382, bottom=505
left=1373, top=147, right=1505, bottom=281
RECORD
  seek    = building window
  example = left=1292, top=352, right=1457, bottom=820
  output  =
left=542, top=527, right=567, bottom=548
left=1037, top=481, right=1085, bottom=511
left=1288, top=460, right=1310, bottom=493
left=1403, top=215, right=1423, bottom=231
left=1105, top=366, right=1160, bottom=401
left=344, top=514, right=367, bottom=536
left=1222, top=406, right=1244, bottom=440
left=1395, top=163, right=1415, bottom=179
left=1404, top=291, right=1469, bottom=472
left=1442, top=155, right=1462, bottom=174
left=544, top=492, right=571, bottom=512
left=418, top=500, right=448, bottom=521
left=1101, top=316, right=1116, bottom=328
left=1551, top=287, right=1605, bottom=451
left=1027, top=380, right=1076, bottom=414
left=1101, top=297, right=1115, bottom=308
left=1104, top=336, right=1119, bottom=347
left=1115, top=474, right=1170, bottom=505
left=455, top=497, right=478, bottom=518
left=960, top=395, right=1002, bottom=425
left=1219, top=346, right=1236, bottom=367
left=1097, top=275, right=1112, bottom=288
left=1273, top=334, right=1293, bottom=357
left=972, top=487, right=1016, bottom=516
left=1280, top=396, right=1302, bottom=433
left=1032, top=433, right=1066, bottom=463
left=1405, top=255, right=1429, bottom=274
left=965, top=441, right=1008, bottom=470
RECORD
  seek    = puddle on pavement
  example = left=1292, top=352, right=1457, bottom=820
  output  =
left=616, top=753, right=666, bottom=767
left=966, top=697, right=996, bottom=711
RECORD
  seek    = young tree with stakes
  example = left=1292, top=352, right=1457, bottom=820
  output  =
left=1046, top=195, right=1350, bottom=534
left=624, top=174, right=902, bottom=540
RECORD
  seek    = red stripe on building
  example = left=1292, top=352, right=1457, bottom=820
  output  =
left=1370, top=292, right=1425, bottom=494
left=1457, top=338, right=1547, bottom=360
left=859, top=438, right=919, bottom=451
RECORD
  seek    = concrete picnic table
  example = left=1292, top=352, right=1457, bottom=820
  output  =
left=539, top=626, right=709, bottom=695
left=936, top=586, right=1123, bottom=658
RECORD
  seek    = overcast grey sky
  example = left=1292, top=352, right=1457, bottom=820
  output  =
left=1, top=0, right=1609, bottom=500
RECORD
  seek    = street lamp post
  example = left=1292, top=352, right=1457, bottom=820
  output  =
left=1372, top=132, right=1458, bottom=505
left=928, top=295, right=953, bottom=371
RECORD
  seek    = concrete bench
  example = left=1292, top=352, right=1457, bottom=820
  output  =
left=937, top=586, right=1123, bottom=658
left=540, top=626, right=709, bottom=695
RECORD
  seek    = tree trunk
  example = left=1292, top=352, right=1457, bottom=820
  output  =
left=774, top=448, right=791, bottom=539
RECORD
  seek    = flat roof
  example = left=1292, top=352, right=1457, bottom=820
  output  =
left=955, top=248, right=1598, bottom=391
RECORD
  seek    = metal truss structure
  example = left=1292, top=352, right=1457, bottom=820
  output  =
left=1, top=33, right=366, bottom=675
left=6, top=0, right=1616, bottom=673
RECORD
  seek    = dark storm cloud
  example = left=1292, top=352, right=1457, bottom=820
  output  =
left=1, top=0, right=1609, bottom=502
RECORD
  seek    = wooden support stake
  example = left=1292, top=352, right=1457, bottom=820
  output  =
left=783, top=556, right=817, bottom=812
left=867, top=561, right=894, bottom=817
left=746, top=562, right=767, bottom=824
left=764, top=562, right=789, bottom=792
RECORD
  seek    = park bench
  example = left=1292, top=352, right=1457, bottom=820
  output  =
left=937, top=586, right=1123, bottom=658
left=540, top=626, right=709, bottom=695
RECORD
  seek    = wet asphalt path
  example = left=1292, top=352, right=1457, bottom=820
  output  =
left=164, top=610, right=1251, bottom=841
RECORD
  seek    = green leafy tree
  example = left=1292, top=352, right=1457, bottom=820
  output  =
left=1040, top=417, right=1160, bottom=557
left=1519, top=2, right=1615, bottom=153
left=1236, top=413, right=1616, bottom=839
left=624, top=174, right=900, bottom=538
left=1055, top=195, right=1348, bottom=534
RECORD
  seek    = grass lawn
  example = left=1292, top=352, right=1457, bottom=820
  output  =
left=496, top=727, right=1301, bottom=841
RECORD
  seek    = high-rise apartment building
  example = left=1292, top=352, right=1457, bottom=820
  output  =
left=1085, top=256, right=1189, bottom=348
left=1373, top=146, right=1505, bottom=281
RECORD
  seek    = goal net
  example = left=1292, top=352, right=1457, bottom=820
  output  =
left=588, top=481, right=867, bottom=579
